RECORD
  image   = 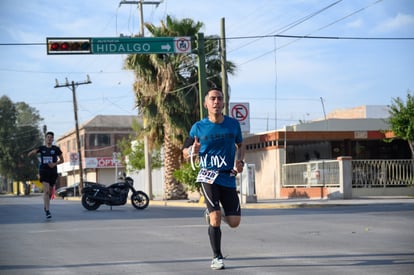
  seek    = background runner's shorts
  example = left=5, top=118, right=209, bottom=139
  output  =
left=39, top=170, right=58, bottom=186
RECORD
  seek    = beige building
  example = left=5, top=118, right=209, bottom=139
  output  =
left=242, top=105, right=410, bottom=200
left=57, top=115, right=140, bottom=187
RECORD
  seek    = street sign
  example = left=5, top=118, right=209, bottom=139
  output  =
left=230, top=102, right=250, bottom=133
left=46, top=36, right=192, bottom=55
left=70, top=152, right=79, bottom=166
left=91, top=36, right=191, bottom=54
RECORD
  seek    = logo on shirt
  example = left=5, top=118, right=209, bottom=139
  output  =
left=199, top=154, right=228, bottom=168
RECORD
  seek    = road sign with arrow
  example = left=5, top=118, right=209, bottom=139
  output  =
left=90, top=36, right=191, bottom=54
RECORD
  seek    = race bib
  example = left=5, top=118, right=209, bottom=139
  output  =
left=196, top=168, right=219, bottom=184
left=43, top=156, right=53, bottom=164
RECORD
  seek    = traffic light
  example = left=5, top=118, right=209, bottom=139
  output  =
left=47, top=38, right=91, bottom=54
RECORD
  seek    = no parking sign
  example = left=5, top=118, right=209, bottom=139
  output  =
left=70, top=152, right=79, bottom=166
left=230, top=102, right=250, bottom=133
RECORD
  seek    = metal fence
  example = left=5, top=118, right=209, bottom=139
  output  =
left=282, top=160, right=340, bottom=187
left=282, top=159, right=414, bottom=189
left=352, top=159, right=414, bottom=188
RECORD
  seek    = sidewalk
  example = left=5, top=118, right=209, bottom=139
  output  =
left=149, top=196, right=414, bottom=209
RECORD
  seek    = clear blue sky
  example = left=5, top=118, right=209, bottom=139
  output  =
left=1, top=0, right=413, bottom=137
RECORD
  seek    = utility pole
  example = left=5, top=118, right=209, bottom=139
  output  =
left=320, top=97, right=328, bottom=130
left=220, top=18, right=229, bottom=115
left=119, top=0, right=162, bottom=199
left=119, top=1, right=163, bottom=37
left=54, top=76, right=92, bottom=192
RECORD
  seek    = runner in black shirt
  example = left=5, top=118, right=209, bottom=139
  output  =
left=28, top=131, right=64, bottom=219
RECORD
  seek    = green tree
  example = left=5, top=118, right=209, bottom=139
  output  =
left=14, top=102, right=44, bottom=182
left=0, top=96, right=17, bottom=180
left=117, top=120, right=162, bottom=171
left=388, top=90, right=414, bottom=159
left=0, top=96, right=43, bottom=183
left=124, top=15, right=235, bottom=199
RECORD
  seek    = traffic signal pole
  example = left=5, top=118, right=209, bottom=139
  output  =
left=196, top=33, right=207, bottom=119
left=54, top=76, right=91, bottom=192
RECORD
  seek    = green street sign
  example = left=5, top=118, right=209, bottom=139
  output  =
left=91, top=36, right=192, bottom=54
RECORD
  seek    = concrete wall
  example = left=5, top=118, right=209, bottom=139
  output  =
left=245, top=149, right=285, bottom=200
left=130, top=168, right=164, bottom=199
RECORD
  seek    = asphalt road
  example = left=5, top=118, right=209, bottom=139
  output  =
left=1, top=195, right=413, bottom=275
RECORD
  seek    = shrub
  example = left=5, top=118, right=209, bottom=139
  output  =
left=173, top=162, right=200, bottom=194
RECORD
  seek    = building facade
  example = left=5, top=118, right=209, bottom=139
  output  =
left=57, top=115, right=140, bottom=187
left=241, top=106, right=411, bottom=200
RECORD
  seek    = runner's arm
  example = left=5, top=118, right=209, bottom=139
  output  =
left=235, top=143, right=245, bottom=172
left=182, top=137, right=195, bottom=159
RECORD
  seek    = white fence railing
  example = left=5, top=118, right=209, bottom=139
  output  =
left=352, top=159, right=414, bottom=188
left=282, top=160, right=340, bottom=187
left=283, top=159, right=414, bottom=188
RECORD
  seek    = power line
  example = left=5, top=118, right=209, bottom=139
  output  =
left=1, top=33, right=412, bottom=48
left=225, top=34, right=414, bottom=41
left=0, top=42, right=44, bottom=46
left=0, top=68, right=131, bottom=74
left=229, top=0, right=344, bottom=54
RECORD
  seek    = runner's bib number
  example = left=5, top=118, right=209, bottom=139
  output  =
left=196, top=168, right=219, bottom=184
left=43, top=156, right=53, bottom=164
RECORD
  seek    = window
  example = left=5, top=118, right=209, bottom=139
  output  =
left=89, top=134, right=111, bottom=147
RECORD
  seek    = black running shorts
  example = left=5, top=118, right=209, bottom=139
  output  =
left=201, top=183, right=241, bottom=216
left=39, top=170, right=58, bottom=186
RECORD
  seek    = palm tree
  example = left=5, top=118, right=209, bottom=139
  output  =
left=124, top=15, right=235, bottom=199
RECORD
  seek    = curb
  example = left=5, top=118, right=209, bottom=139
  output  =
left=65, top=197, right=324, bottom=209
left=148, top=200, right=345, bottom=209
left=62, top=196, right=414, bottom=209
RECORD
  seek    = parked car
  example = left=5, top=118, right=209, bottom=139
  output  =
left=56, top=181, right=98, bottom=198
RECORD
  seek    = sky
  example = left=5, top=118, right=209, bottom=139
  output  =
left=1, top=0, right=414, bottom=138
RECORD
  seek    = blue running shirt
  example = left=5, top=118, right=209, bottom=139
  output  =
left=189, top=115, right=243, bottom=188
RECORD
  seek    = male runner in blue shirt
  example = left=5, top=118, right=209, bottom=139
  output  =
left=183, top=87, right=245, bottom=270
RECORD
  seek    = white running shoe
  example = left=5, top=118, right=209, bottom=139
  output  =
left=210, top=257, right=225, bottom=270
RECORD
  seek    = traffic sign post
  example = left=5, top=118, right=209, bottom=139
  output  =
left=70, top=152, right=79, bottom=166
left=47, top=36, right=192, bottom=55
left=230, top=102, right=250, bottom=133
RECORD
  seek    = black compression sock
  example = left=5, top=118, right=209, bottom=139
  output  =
left=208, top=225, right=222, bottom=258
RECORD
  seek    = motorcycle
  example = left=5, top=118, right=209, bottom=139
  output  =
left=81, top=174, right=149, bottom=211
